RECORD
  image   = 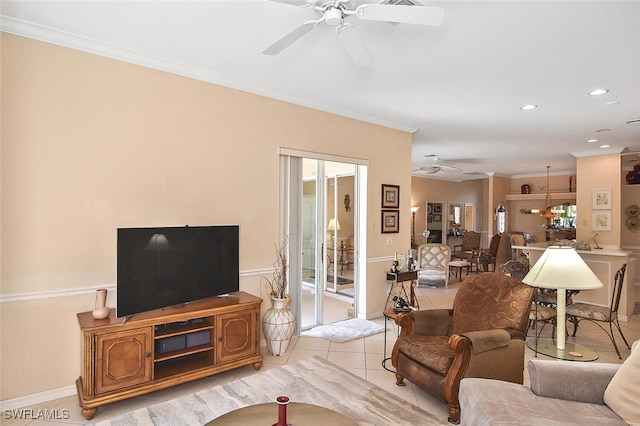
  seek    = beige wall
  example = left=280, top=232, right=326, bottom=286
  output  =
left=410, top=177, right=485, bottom=243
left=1, top=34, right=412, bottom=401
left=576, top=154, right=621, bottom=248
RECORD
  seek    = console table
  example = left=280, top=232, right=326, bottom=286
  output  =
left=76, top=291, right=263, bottom=420
left=385, top=269, right=418, bottom=309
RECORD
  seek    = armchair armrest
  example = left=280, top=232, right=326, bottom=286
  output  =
left=394, top=309, right=452, bottom=337
left=528, top=359, right=619, bottom=404
left=459, top=329, right=510, bottom=354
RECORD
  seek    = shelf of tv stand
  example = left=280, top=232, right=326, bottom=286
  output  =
left=75, top=291, right=263, bottom=421
left=155, top=351, right=215, bottom=380
left=154, top=343, right=214, bottom=363
left=154, top=322, right=214, bottom=339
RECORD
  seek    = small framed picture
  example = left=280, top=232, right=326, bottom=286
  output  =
left=434, top=214, right=442, bottom=222
left=382, top=184, right=400, bottom=209
left=433, top=204, right=442, bottom=214
left=592, top=189, right=611, bottom=210
left=381, top=210, right=400, bottom=233
left=427, top=215, right=433, bottom=224
left=592, top=210, right=612, bottom=231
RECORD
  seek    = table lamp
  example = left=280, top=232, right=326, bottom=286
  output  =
left=327, top=217, right=341, bottom=245
left=522, top=246, right=602, bottom=351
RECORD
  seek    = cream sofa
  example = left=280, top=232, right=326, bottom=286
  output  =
left=459, top=342, right=640, bottom=425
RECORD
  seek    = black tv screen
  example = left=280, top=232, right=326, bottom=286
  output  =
left=116, top=225, right=239, bottom=318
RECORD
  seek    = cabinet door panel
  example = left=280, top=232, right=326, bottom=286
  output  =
left=96, top=328, right=152, bottom=394
left=216, top=309, right=257, bottom=363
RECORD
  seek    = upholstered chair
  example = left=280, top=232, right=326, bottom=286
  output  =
left=478, top=233, right=511, bottom=272
left=510, top=233, right=528, bottom=264
left=391, top=273, right=533, bottom=424
left=451, top=231, right=481, bottom=265
left=416, top=243, right=451, bottom=288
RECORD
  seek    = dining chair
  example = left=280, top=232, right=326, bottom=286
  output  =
left=451, top=231, right=481, bottom=271
left=566, top=264, right=630, bottom=359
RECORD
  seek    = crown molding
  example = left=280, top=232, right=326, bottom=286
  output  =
left=0, top=16, right=417, bottom=134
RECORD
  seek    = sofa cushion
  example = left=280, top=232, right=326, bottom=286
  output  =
left=398, top=335, right=453, bottom=375
left=460, top=377, right=626, bottom=426
left=604, top=340, right=640, bottom=425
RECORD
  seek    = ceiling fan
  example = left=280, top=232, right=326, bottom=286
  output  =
left=263, top=0, right=445, bottom=67
left=417, top=155, right=462, bottom=174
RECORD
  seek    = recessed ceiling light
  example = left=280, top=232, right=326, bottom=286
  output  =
left=627, top=119, right=640, bottom=125
left=587, top=139, right=599, bottom=143
left=520, top=104, right=537, bottom=110
left=600, top=144, right=611, bottom=148
left=606, top=101, right=619, bottom=106
left=596, top=128, right=611, bottom=133
left=589, top=89, right=609, bottom=96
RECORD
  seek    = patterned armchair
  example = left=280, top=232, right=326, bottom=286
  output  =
left=452, top=231, right=481, bottom=268
left=391, top=273, right=533, bottom=424
left=416, top=244, right=451, bottom=288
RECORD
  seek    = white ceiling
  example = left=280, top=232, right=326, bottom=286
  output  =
left=2, top=0, right=640, bottom=181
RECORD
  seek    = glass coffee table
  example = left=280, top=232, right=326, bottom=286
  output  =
left=527, top=337, right=598, bottom=361
left=206, top=402, right=357, bottom=425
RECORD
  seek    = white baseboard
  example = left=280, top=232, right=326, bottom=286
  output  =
left=0, top=385, right=77, bottom=411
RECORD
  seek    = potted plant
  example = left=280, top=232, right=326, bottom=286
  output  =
left=261, top=238, right=295, bottom=356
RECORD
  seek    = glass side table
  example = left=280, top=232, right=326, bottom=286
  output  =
left=527, top=337, right=598, bottom=362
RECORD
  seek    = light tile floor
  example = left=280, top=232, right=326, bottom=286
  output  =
left=4, top=279, right=639, bottom=425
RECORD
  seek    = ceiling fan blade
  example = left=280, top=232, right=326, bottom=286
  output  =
left=263, top=21, right=318, bottom=55
left=419, top=167, right=440, bottom=174
left=439, top=165, right=462, bottom=172
left=336, top=23, right=373, bottom=67
left=267, top=0, right=313, bottom=7
left=355, top=4, right=445, bottom=26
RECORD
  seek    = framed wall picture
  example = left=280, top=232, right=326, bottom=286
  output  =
left=382, top=184, right=400, bottom=209
left=381, top=210, right=400, bottom=233
left=434, top=214, right=442, bottom=222
left=592, top=189, right=611, bottom=210
left=592, top=210, right=612, bottom=231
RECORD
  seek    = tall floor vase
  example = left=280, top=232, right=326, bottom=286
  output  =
left=262, top=295, right=295, bottom=356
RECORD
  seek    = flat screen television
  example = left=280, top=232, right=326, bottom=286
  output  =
left=116, top=225, right=239, bottom=318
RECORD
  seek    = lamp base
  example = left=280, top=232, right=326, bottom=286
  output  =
left=526, top=338, right=598, bottom=362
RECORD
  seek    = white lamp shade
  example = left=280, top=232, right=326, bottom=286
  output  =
left=411, top=206, right=420, bottom=213
left=327, top=217, right=342, bottom=232
left=523, top=246, right=603, bottom=290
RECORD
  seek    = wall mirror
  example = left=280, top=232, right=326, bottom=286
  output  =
left=450, top=203, right=463, bottom=228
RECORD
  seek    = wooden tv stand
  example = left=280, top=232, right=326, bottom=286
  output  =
left=75, top=291, right=263, bottom=420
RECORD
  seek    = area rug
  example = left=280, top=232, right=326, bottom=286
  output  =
left=91, top=356, right=446, bottom=425
left=327, top=275, right=354, bottom=285
left=306, top=318, right=384, bottom=343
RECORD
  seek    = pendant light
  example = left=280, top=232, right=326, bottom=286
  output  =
left=539, top=166, right=556, bottom=219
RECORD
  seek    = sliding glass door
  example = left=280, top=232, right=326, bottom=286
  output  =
left=280, top=150, right=366, bottom=333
